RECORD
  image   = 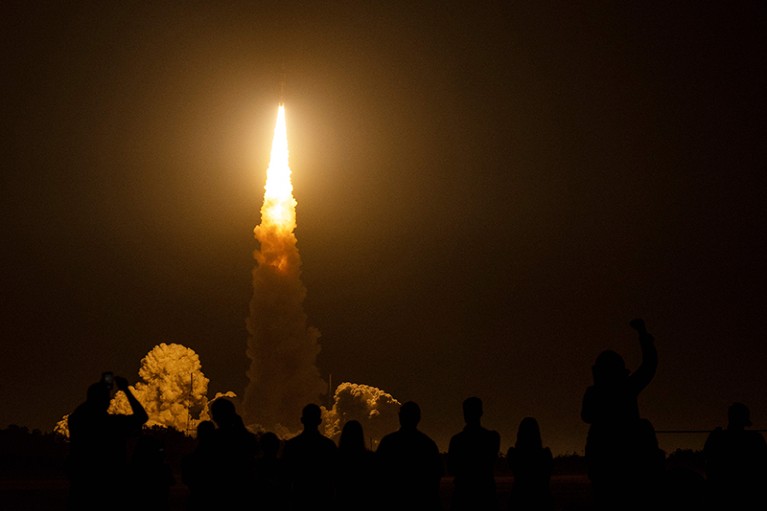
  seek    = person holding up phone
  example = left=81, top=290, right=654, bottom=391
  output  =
left=66, top=372, right=148, bottom=510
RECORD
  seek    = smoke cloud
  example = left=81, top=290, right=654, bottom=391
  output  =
left=239, top=106, right=402, bottom=442
left=55, top=343, right=232, bottom=437
left=54, top=107, right=403, bottom=445
left=321, top=382, right=401, bottom=448
left=112, top=343, right=211, bottom=433
left=240, top=105, right=326, bottom=434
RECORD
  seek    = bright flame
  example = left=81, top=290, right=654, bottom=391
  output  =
left=261, top=105, right=296, bottom=231
left=243, top=104, right=326, bottom=432
left=242, top=103, right=400, bottom=439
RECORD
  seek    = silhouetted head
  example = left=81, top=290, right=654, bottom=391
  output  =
left=515, top=416, right=543, bottom=450
left=727, top=402, right=752, bottom=429
left=463, top=396, right=483, bottom=425
left=399, top=401, right=421, bottom=429
left=196, top=420, right=216, bottom=441
left=86, top=381, right=112, bottom=412
left=260, top=431, right=281, bottom=458
left=210, top=398, right=238, bottom=428
left=592, top=349, right=629, bottom=385
left=339, top=420, right=366, bottom=451
left=300, top=403, right=322, bottom=429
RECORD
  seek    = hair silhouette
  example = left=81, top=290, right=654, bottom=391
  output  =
left=336, top=420, right=380, bottom=511
left=507, top=417, right=554, bottom=511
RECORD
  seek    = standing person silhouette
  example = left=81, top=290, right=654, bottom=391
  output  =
left=181, top=420, right=217, bottom=510
left=447, top=396, right=500, bottom=510
left=126, top=433, right=175, bottom=510
left=581, top=318, right=665, bottom=511
left=336, top=419, right=380, bottom=511
left=506, top=417, right=554, bottom=511
left=703, top=402, right=767, bottom=509
left=376, top=401, right=444, bottom=511
left=282, top=403, right=339, bottom=510
left=253, top=431, right=287, bottom=511
left=66, top=372, right=148, bottom=510
left=208, top=397, right=260, bottom=509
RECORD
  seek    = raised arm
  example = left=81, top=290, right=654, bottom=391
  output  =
left=115, top=375, right=149, bottom=425
left=628, top=319, right=657, bottom=392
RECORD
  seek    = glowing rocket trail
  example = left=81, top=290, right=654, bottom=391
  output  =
left=242, top=104, right=326, bottom=433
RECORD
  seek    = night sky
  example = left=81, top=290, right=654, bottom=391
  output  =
left=2, top=1, right=766, bottom=456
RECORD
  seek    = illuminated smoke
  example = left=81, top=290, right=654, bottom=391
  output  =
left=53, top=107, right=402, bottom=444
left=241, top=105, right=326, bottom=434
left=55, top=343, right=230, bottom=437
left=112, top=343, right=211, bottom=433
left=239, top=106, right=403, bottom=440
left=321, top=382, right=401, bottom=448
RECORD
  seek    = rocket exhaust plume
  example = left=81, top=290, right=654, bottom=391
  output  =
left=242, top=104, right=326, bottom=433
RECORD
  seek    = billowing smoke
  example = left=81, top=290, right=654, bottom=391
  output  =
left=111, top=343, right=212, bottom=433
left=55, top=343, right=233, bottom=437
left=55, top=106, right=403, bottom=443
left=241, top=105, right=326, bottom=434
left=321, top=382, right=401, bottom=449
left=239, top=107, right=402, bottom=441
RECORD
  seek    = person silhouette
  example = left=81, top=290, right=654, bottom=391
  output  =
left=282, top=403, right=339, bottom=510
left=336, top=419, right=380, bottom=511
left=66, top=372, right=148, bottom=510
left=376, top=401, right=444, bottom=511
left=181, top=420, right=217, bottom=510
left=580, top=318, right=665, bottom=511
left=447, top=396, right=500, bottom=510
left=253, top=431, right=287, bottom=510
left=506, top=417, right=554, bottom=511
left=208, top=398, right=260, bottom=509
left=126, top=432, right=176, bottom=510
left=703, top=402, right=767, bottom=509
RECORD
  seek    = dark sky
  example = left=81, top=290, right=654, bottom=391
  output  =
left=2, top=1, right=766, bottom=455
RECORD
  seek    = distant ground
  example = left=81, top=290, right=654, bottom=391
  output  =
left=0, top=474, right=594, bottom=511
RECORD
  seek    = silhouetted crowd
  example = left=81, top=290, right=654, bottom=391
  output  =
left=64, top=319, right=767, bottom=510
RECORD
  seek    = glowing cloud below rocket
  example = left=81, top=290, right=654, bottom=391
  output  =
left=242, top=103, right=401, bottom=444
left=242, top=105, right=326, bottom=433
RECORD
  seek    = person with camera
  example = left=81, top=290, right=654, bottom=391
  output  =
left=66, top=372, right=148, bottom=510
left=580, top=319, right=665, bottom=511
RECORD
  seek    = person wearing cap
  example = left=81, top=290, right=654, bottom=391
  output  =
left=703, top=402, right=767, bottom=508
